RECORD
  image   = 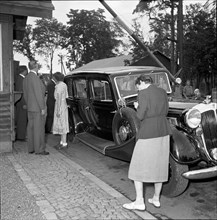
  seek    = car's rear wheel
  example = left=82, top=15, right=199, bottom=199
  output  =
left=112, top=107, right=140, bottom=145
left=162, top=155, right=189, bottom=197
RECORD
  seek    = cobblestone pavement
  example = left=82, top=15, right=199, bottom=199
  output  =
left=1, top=139, right=156, bottom=220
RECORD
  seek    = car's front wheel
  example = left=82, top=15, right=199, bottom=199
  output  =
left=112, top=107, right=140, bottom=145
left=162, top=155, right=189, bottom=197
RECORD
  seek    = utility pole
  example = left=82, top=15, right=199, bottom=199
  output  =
left=178, top=0, right=183, bottom=71
left=58, top=54, right=66, bottom=75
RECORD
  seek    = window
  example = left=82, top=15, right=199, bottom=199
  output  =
left=115, top=72, right=172, bottom=98
left=91, top=79, right=112, bottom=101
left=115, top=75, right=139, bottom=98
left=74, top=79, right=87, bottom=98
left=65, top=78, right=73, bottom=97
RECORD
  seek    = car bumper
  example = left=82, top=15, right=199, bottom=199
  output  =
left=182, top=166, right=217, bottom=179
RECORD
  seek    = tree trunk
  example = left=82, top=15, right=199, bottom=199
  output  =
left=170, top=0, right=175, bottom=75
left=50, top=51, right=53, bottom=77
left=177, top=0, right=183, bottom=71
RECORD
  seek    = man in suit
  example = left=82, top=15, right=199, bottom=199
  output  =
left=23, top=60, right=49, bottom=155
left=45, top=77, right=56, bottom=133
left=15, top=65, right=28, bottom=140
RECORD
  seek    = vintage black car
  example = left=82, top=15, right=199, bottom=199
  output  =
left=65, top=66, right=217, bottom=197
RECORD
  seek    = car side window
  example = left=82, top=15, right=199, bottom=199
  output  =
left=65, top=78, right=73, bottom=97
left=74, top=79, right=87, bottom=98
left=91, top=79, right=112, bottom=101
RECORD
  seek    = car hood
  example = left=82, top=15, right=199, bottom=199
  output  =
left=169, top=101, right=199, bottom=110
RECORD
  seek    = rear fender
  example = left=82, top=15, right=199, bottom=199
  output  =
left=170, top=126, right=200, bottom=164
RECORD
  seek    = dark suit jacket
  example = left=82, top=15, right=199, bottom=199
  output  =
left=23, top=71, right=45, bottom=112
left=15, top=74, right=28, bottom=139
left=15, top=74, right=26, bottom=107
left=136, top=84, right=171, bottom=140
left=46, top=79, right=55, bottom=115
left=45, top=79, right=56, bottom=132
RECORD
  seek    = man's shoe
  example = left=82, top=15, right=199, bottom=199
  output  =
left=36, top=151, right=49, bottom=155
left=29, top=151, right=35, bottom=154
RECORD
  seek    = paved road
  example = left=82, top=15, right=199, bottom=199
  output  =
left=47, top=134, right=217, bottom=220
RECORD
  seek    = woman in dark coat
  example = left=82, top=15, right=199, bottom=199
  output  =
left=123, top=75, right=171, bottom=211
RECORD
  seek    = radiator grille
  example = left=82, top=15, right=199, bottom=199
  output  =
left=201, top=110, right=217, bottom=151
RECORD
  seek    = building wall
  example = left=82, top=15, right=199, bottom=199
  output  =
left=0, top=14, right=14, bottom=152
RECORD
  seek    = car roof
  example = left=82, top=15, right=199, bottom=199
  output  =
left=66, top=66, right=166, bottom=76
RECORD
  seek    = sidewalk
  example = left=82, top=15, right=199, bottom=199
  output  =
left=1, top=136, right=156, bottom=220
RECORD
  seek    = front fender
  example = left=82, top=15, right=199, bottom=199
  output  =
left=170, top=126, right=201, bottom=164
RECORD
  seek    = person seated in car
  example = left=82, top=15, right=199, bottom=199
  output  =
left=121, top=76, right=134, bottom=91
left=194, top=88, right=204, bottom=100
left=183, top=80, right=194, bottom=99
left=158, top=76, right=168, bottom=91
left=173, top=78, right=183, bottom=99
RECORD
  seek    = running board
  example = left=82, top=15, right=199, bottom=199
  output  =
left=76, top=132, right=115, bottom=154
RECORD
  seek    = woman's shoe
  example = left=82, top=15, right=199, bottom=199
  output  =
left=54, top=143, right=62, bottom=148
left=62, top=143, right=68, bottom=148
left=148, top=198, right=161, bottom=208
left=123, top=202, right=145, bottom=211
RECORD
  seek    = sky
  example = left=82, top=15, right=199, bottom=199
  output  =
left=14, top=0, right=207, bottom=74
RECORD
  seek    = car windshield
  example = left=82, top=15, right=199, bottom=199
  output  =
left=115, top=72, right=171, bottom=98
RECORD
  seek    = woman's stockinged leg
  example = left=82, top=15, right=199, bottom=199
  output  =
left=153, top=182, right=162, bottom=201
left=148, top=182, right=162, bottom=208
left=123, top=180, right=145, bottom=210
left=62, top=133, right=67, bottom=147
left=134, top=180, right=144, bottom=202
left=62, top=133, right=67, bottom=144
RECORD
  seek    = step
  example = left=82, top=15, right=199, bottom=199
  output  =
left=76, top=132, right=115, bottom=154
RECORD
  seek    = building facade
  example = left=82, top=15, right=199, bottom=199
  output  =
left=0, top=1, right=54, bottom=153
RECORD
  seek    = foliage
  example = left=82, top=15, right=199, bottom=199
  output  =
left=183, top=3, right=216, bottom=91
left=13, top=24, right=36, bottom=61
left=148, top=12, right=175, bottom=57
left=132, top=0, right=216, bottom=91
left=131, top=0, right=179, bottom=74
left=128, top=18, right=150, bottom=63
left=33, top=18, right=66, bottom=74
left=13, top=18, right=66, bottom=75
left=204, top=0, right=216, bottom=16
left=63, top=8, right=125, bottom=69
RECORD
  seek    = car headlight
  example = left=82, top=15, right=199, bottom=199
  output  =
left=210, top=148, right=217, bottom=160
left=185, top=108, right=201, bottom=128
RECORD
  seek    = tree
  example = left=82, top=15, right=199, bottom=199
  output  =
left=204, top=0, right=216, bottom=15
left=133, top=0, right=180, bottom=75
left=13, top=24, right=36, bottom=61
left=33, top=18, right=66, bottom=75
left=183, top=3, right=216, bottom=92
left=63, top=8, right=125, bottom=69
left=128, top=18, right=151, bottom=63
